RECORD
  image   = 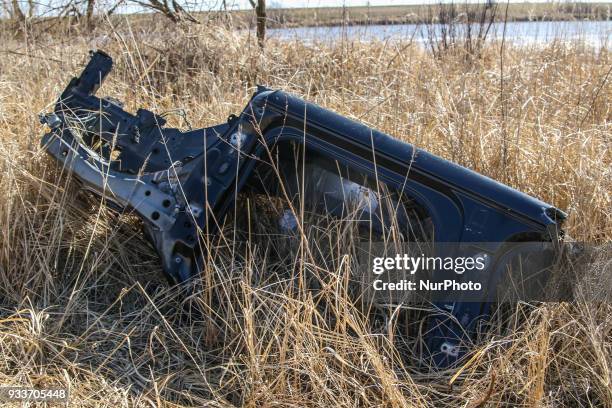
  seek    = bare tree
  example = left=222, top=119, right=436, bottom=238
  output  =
left=131, top=0, right=198, bottom=23
left=26, top=0, right=34, bottom=17
left=3, top=0, right=37, bottom=22
left=248, top=0, right=266, bottom=49
left=86, top=0, right=95, bottom=26
left=425, top=1, right=498, bottom=59
left=10, top=0, right=26, bottom=21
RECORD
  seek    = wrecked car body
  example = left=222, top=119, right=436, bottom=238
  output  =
left=40, top=51, right=567, bottom=366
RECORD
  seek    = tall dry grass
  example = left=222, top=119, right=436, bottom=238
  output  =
left=0, top=20, right=610, bottom=407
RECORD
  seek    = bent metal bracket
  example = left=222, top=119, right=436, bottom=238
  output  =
left=40, top=50, right=567, bottom=366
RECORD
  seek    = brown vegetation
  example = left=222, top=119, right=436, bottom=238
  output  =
left=0, top=19, right=610, bottom=407
left=259, top=3, right=611, bottom=28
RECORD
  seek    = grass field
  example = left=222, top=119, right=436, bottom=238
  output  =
left=243, top=2, right=612, bottom=27
left=0, top=15, right=611, bottom=408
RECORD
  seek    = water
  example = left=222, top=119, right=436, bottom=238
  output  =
left=268, top=20, right=611, bottom=47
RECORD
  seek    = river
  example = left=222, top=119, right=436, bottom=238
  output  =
left=268, top=20, right=611, bottom=47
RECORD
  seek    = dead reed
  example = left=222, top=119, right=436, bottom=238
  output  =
left=0, top=21, right=610, bottom=407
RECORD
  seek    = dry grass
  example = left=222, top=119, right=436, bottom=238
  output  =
left=0, top=20, right=611, bottom=407
left=258, top=2, right=612, bottom=27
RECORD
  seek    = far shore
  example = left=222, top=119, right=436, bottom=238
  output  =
left=242, top=3, right=611, bottom=29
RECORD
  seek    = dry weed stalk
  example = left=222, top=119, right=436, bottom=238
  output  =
left=0, top=20, right=610, bottom=407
